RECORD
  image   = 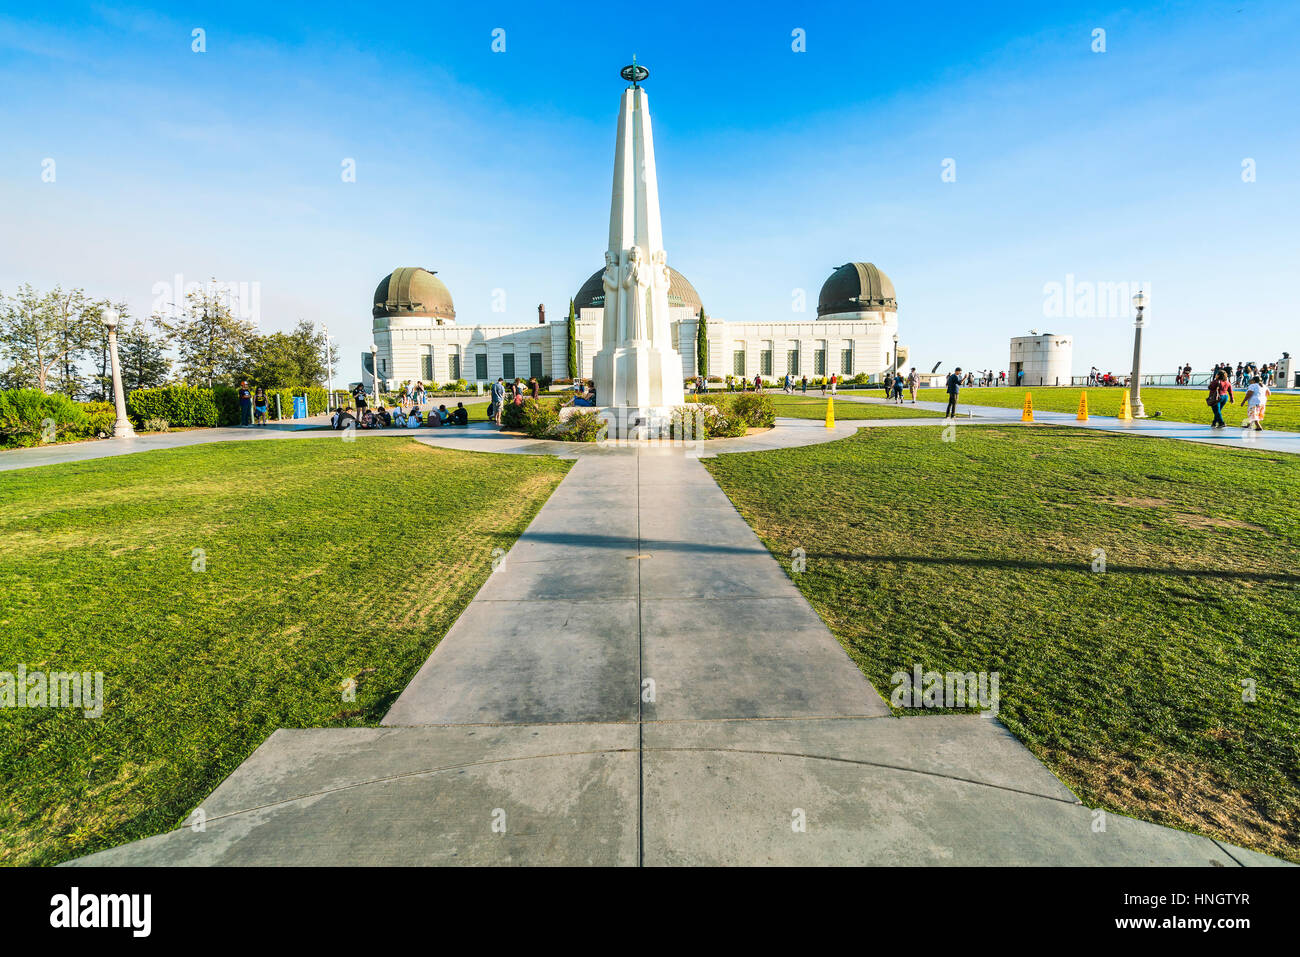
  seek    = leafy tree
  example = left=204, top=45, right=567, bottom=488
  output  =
left=0, top=284, right=102, bottom=394
left=237, top=319, right=331, bottom=388
left=696, top=307, right=708, bottom=378
left=157, top=282, right=255, bottom=387
left=118, top=312, right=172, bottom=391
left=566, top=299, right=578, bottom=379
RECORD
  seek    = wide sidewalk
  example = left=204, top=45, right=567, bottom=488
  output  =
left=68, top=422, right=1289, bottom=865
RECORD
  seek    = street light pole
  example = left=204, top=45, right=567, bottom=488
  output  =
left=322, top=324, right=334, bottom=410
left=101, top=306, right=136, bottom=438
left=892, top=331, right=900, bottom=379
left=370, top=343, right=379, bottom=407
left=1129, top=289, right=1147, bottom=418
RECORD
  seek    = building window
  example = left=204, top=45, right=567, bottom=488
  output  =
left=760, top=349, right=772, bottom=376
left=814, top=350, right=825, bottom=375
left=474, top=353, right=488, bottom=380
left=530, top=353, right=543, bottom=378
left=786, top=349, right=799, bottom=375
left=841, top=347, right=853, bottom=375
left=449, top=353, right=460, bottom=381
left=379, top=357, right=387, bottom=375
left=502, top=353, right=515, bottom=380
left=733, top=350, right=745, bottom=376
left=420, top=354, right=433, bottom=381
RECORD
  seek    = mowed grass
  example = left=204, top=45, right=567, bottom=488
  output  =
left=765, top=394, right=937, bottom=420
left=704, top=426, right=1300, bottom=861
left=0, top=438, right=570, bottom=865
left=916, top=386, right=1300, bottom=431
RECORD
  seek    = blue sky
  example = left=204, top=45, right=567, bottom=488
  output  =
left=2, top=0, right=1297, bottom=379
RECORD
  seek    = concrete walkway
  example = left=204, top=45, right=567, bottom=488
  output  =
left=68, top=429, right=1289, bottom=866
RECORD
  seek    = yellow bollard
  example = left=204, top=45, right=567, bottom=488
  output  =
left=825, top=396, right=835, bottom=428
left=1077, top=392, right=1089, bottom=421
left=1021, top=392, right=1034, bottom=422
left=1118, top=391, right=1133, bottom=421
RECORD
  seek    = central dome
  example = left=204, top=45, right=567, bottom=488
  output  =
left=373, top=267, right=455, bottom=322
left=573, top=265, right=703, bottom=314
left=817, top=262, right=897, bottom=317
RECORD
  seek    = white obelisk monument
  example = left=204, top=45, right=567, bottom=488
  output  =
left=592, top=60, right=685, bottom=437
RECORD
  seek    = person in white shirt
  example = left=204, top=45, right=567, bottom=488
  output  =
left=1240, top=376, right=1270, bottom=431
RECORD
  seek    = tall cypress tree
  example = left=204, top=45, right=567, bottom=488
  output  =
left=566, top=298, right=578, bottom=379
left=695, top=307, right=708, bottom=379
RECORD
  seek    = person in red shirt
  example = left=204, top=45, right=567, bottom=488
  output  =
left=1207, top=369, right=1233, bottom=429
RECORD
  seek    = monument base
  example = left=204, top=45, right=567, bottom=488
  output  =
left=589, top=405, right=678, bottom=441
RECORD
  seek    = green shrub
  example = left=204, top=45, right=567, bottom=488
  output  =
left=76, top=401, right=116, bottom=438
left=142, top=417, right=170, bottom=433
left=0, top=389, right=89, bottom=448
left=729, top=392, right=776, bottom=429
left=559, top=410, right=603, bottom=442
left=520, top=398, right=561, bottom=438
left=128, top=385, right=222, bottom=428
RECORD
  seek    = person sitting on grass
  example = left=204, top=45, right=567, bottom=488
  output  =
left=331, top=406, right=357, bottom=429
left=452, top=402, right=469, bottom=425
left=426, top=406, right=441, bottom=427
left=405, top=408, right=422, bottom=428
left=375, top=404, right=392, bottom=428
left=436, top=404, right=450, bottom=423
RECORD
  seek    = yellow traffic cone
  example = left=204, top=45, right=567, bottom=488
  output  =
left=1118, top=391, right=1133, bottom=421
left=1077, top=392, right=1089, bottom=421
left=1021, top=392, right=1034, bottom=422
left=825, top=396, right=835, bottom=429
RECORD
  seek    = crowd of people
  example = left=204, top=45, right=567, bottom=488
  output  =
left=331, top=381, right=468, bottom=430
left=1086, top=368, right=1128, bottom=386
left=1210, top=361, right=1284, bottom=388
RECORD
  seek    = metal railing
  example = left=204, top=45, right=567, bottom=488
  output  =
left=1070, top=374, right=1212, bottom=387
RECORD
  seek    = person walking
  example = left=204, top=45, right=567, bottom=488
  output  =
left=1241, top=375, right=1270, bottom=431
left=801, top=375, right=808, bottom=394
left=253, top=386, right=268, bottom=426
left=237, top=381, right=253, bottom=427
left=754, top=372, right=763, bottom=393
left=1207, top=369, right=1233, bottom=428
left=490, top=377, right=505, bottom=426
left=944, top=367, right=962, bottom=418
left=907, top=367, right=919, bottom=403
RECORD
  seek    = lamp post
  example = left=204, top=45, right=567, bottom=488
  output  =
left=322, top=324, right=334, bottom=410
left=370, top=343, right=379, bottom=406
left=1128, top=289, right=1147, bottom=418
left=101, top=307, right=136, bottom=438
left=892, top=331, right=900, bottom=379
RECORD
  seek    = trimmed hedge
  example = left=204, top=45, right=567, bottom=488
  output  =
left=129, top=385, right=329, bottom=428
left=0, top=390, right=89, bottom=448
left=128, top=385, right=221, bottom=428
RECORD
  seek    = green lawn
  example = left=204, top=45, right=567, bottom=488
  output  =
left=765, top=394, right=938, bottom=420
left=0, top=438, right=570, bottom=865
left=916, top=386, right=1300, bottom=431
left=704, top=426, right=1300, bottom=861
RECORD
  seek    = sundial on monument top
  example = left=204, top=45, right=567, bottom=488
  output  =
left=620, top=55, right=649, bottom=86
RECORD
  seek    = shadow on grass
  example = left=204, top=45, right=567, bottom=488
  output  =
left=821, top=552, right=1300, bottom=583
